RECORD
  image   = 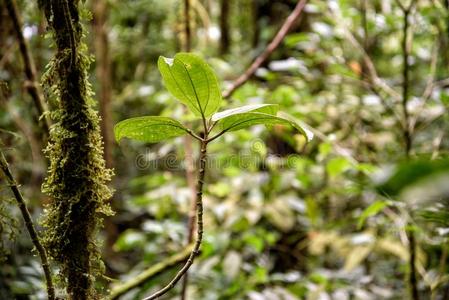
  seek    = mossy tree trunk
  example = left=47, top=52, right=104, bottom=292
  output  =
left=38, top=1, right=113, bottom=299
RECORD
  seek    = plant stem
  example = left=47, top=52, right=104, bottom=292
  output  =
left=408, top=227, right=419, bottom=300
left=396, top=1, right=420, bottom=298
left=0, top=149, right=55, bottom=300
left=401, top=6, right=412, bottom=156
left=180, top=135, right=197, bottom=300
left=398, top=1, right=419, bottom=299
left=143, top=138, right=208, bottom=300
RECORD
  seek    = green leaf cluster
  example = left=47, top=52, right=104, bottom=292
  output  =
left=115, top=53, right=313, bottom=144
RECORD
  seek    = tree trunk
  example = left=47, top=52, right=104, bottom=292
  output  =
left=93, top=0, right=113, bottom=169
left=39, top=1, right=113, bottom=299
left=219, top=0, right=230, bottom=55
left=252, top=0, right=260, bottom=48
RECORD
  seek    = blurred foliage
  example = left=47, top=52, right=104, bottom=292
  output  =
left=1, top=0, right=449, bottom=299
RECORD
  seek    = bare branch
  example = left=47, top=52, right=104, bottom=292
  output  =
left=422, top=42, right=439, bottom=101
left=0, top=148, right=55, bottom=300
left=5, top=0, right=51, bottom=135
left=409, top=39, right=440, bottom=131
left=223, top=0, right=308, bottom=99
left=399, top=1, right=415, bottom=157
left=332, top=8, right=402, bottom=102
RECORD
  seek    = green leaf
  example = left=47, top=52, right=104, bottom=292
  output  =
left=357, top=200, right=388, bottom=229
left=376, top=158, right=449, bottom=196
left=158, top=53, right=221, bottom=118
left=419, top=210, right=449, bottom=226
left=211, top=104, right=278, bottom=122
left=114, top=116, right=189, bottom=143
left=215, top=111, right=313, bottom=142
left=326, top=157, right=351, bottom=178
left=114, top=229, right=145, bottom=251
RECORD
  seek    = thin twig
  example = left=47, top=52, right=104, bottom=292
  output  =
left=185, top=128, right=202, bottom=141
left=5, top=0, right=51, bottom=135
left=332, top=8, right=402, bottom=103
left=206, top=127, right=228, bottom=143
left=1, top=99, right=45, bottom=178
left=400, top=2, right=415, bottom=156
left=223, top=0, right=308, bottom=99
left=410, top=39, right=440, bottom=130
left=0, top=148, right=55, bottom=300
left=421, top=43, right=439, bottom=101
left=396, top=1, right=420, bottom=299
left=394, top=0, right=407, bottom=11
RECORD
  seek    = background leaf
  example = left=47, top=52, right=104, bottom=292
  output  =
left=357, top=201, right=388, bottom=229
left=158, top=53, right=221, bottom=118
left=376, top=158, right=449, bottom=197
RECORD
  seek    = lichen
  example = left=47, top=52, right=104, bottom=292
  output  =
left=38, top=1, right=113, bottom=299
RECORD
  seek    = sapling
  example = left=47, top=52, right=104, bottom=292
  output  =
left=114, top=53, right=313, bottom=299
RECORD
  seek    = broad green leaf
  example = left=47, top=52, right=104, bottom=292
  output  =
left=114, top=116, right=189, bottom=143
left=215, top=111, right=313, bottom=142
left=158, top=53, right=221, bottom=118
left=211, top=104, right=278, bottom=122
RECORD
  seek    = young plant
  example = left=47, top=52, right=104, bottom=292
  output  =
left=114, top=53, right=313, bottom=299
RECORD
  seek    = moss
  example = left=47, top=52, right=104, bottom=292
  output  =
left=39, top=1, right=113, bottom=299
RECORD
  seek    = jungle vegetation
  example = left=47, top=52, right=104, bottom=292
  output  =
left=1, top=0, right=449, bottom=299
